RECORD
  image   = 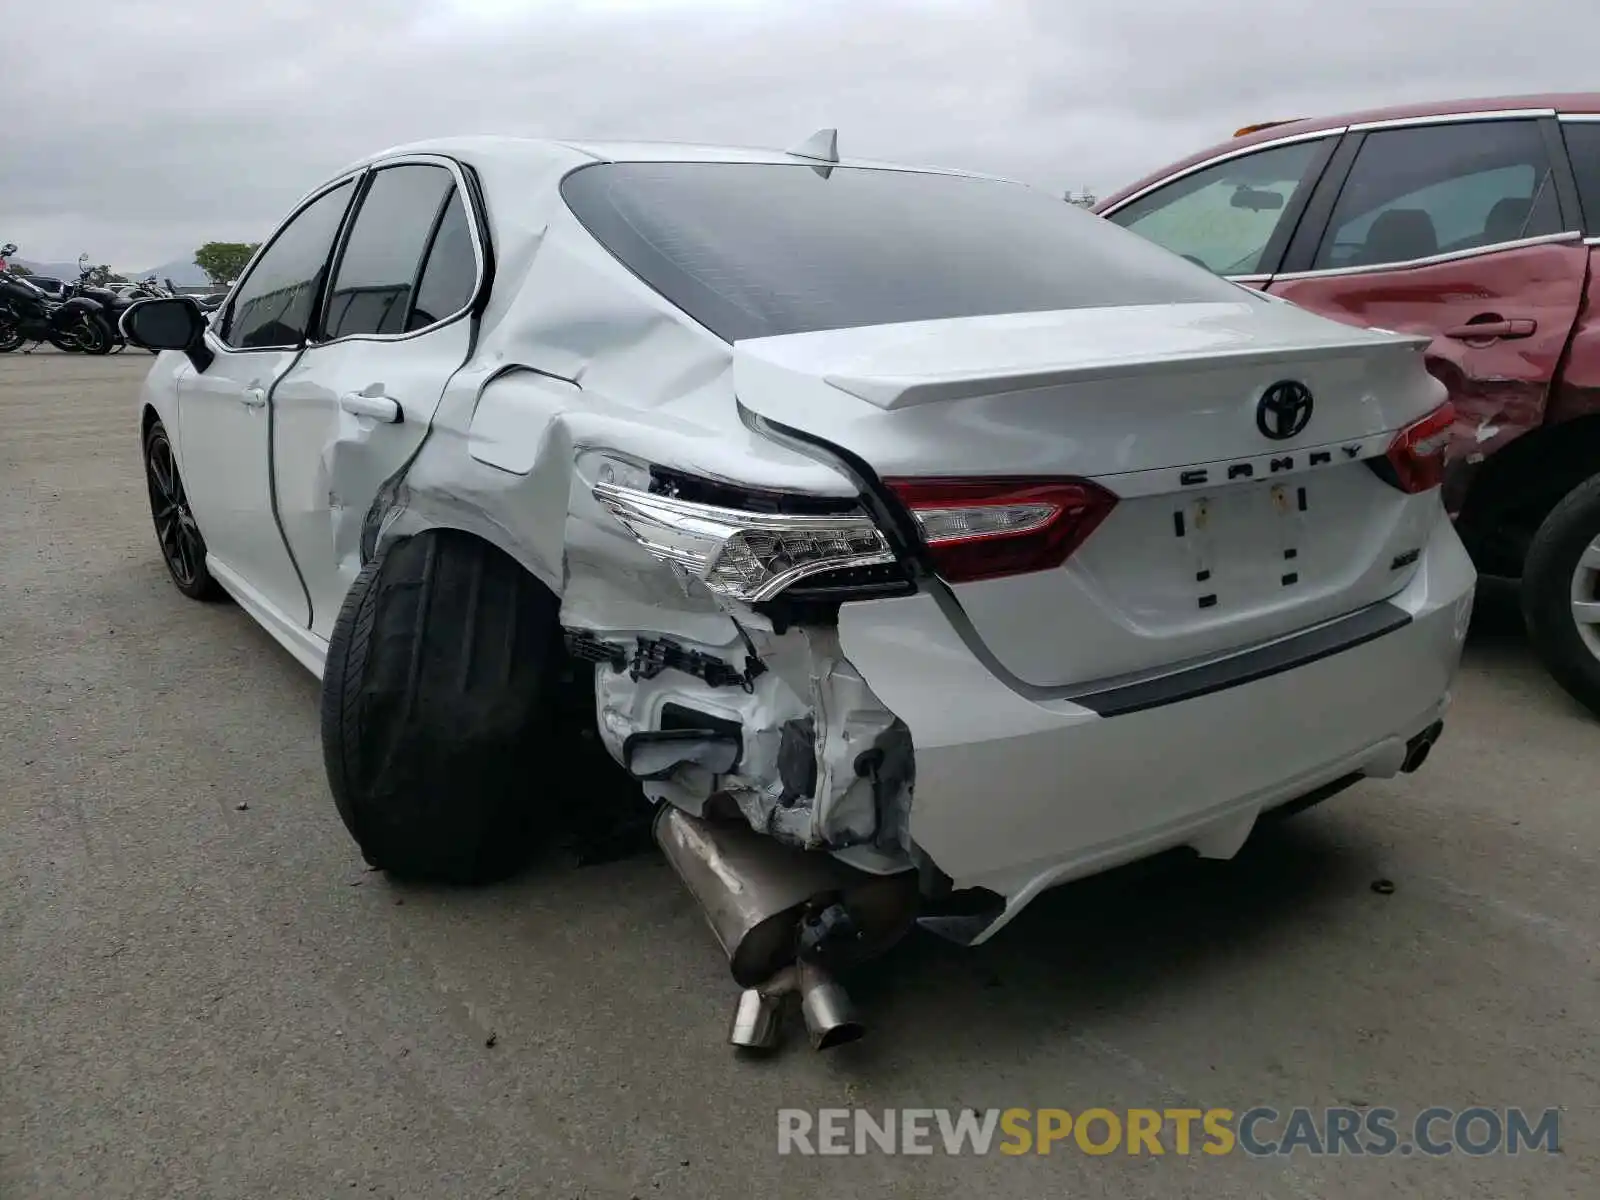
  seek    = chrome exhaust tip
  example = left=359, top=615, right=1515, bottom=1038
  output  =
left=728, top=988, right=783, bottom=1051
left=798, top=962, right=864, bottom=1051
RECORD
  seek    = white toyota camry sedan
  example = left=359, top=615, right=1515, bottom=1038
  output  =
left=124, top=131, right=1475, bottom=1049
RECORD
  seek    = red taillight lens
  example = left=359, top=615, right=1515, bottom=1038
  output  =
left=883, top=477, right=1118, bottom=583
left=1382, top=402, right=1457, bottom=493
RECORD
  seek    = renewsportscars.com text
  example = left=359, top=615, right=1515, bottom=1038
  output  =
left=776, top=1106, right=1562, bottom=1158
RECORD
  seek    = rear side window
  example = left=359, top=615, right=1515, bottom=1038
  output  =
left=1560, top=121, right=1600, bottom=234
left=224, top=180, right=354, bottom=350
left=323, top=164, right=457, bottom=339
left=1106, top=139, right=1327, bottom=276
left=408, top=187, right=477, bottom=330
left=1314, top=121, right=1561, bottom=270
left=561, top=162, right=1246, bottom=343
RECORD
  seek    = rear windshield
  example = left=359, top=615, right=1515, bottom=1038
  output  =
left=560, top=162, right=1246, bottom=342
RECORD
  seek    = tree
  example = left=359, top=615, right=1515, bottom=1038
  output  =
left=8, top=263, right=31, bottom=276
left=194, top=242, right=259, bottom=287
left=83, top=264, right=124, bottom=287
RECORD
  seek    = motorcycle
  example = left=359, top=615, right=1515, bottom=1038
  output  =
left=65, top=254, right=154, bottom=354
left=0, top=244, right=113, bottom=355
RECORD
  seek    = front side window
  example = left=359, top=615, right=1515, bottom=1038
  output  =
left=322, top=164, right=458, bottom=340
left=223, top=180, right=355, bottom=350
left=1313, top=121, right=1561, bottom=270
left=561, top=162, right=1247, bottom=343
left=1106, top=139, right=1327, bottom=276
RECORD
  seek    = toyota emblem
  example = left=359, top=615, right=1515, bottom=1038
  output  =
left=1256, top=380, right=1314, bottom=441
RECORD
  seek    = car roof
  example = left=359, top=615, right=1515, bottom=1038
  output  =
left=1097, top=92, right=1600, bottom=210
left=342, top=134, right=1006, bottom=182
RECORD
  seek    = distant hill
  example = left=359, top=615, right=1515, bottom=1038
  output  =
left=11, top=258, right=82, bottom=281
left=9, top=255, right=211, bottom=287
left=133, top=259, right=210, bottom=288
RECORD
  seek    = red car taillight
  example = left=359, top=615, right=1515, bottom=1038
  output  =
left=1380, top=402, right=1456, bottom=494
left=884, top=477, right=1119, bottom=583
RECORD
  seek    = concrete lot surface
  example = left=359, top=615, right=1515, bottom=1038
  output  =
left=2, top=349, right=1596, bottom=1199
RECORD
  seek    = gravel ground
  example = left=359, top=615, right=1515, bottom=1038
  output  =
left=1, top=349, right=1595, bottom=1199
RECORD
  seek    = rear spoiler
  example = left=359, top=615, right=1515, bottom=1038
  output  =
left=824, top=334, right=1431, bottom=410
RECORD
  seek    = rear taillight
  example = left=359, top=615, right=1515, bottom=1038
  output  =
left=589, top=462, right=901, bottom=604
left=1379, top=402, right=1456, bottom=494
left=885, top=477, right=1118, bottom=583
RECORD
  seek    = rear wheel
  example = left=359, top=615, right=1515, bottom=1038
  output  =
left=0, top=319, right=21, bottom=353
left=320, top=530, right=568, bottom=883
left=143, top=420, right=224, bottom=600
left=76, top=314, right=113, bottom=355
left=1522, top=473, right=1600, bottom=718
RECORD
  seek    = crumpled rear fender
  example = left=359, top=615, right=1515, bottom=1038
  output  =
left=361, top=357, right=913, bottom=862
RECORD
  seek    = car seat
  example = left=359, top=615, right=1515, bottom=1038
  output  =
left=1357, top=208, right=1438, bottom=266
left=1481, top=196, right=1533, bottom=246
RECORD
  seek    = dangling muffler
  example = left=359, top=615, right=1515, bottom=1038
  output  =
left=652, top=804, right=918, bottom=1052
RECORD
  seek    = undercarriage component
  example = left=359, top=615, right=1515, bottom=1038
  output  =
left=722, top=961, right=863, bottom=1053
left=652, top=804, right=919, bottom=988
left=797, top=960, right=864, bottom=1050
left=728, top=986, right=784, bottom=1051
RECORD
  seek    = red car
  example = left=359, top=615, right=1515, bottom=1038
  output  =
left=1096, top=94, right=1600, bottom=716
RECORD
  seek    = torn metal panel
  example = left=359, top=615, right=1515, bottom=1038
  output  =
left=1544, top=247, right=1600, bottom=426
left=802, top=625, right=910, bottom=851
left=581, top=616, right=911, bottom=856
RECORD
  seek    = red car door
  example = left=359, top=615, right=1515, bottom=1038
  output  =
left=1266, top=117, right=1589, bottom=516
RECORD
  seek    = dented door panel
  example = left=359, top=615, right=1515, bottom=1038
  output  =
left=272, top=326, right=470, bottom=638
left=1268, top=240, right=1590, bottom=514
left=1544, top=245, right=1600, bottom=425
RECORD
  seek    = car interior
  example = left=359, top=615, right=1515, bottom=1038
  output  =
left=1320, top=153, right=1558, bottom=270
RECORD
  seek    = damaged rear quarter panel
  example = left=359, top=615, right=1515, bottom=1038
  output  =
left=363, top=182, right=912, bottom=860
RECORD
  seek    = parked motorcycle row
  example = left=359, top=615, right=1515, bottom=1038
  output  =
left=0, top=245, right=202, bottom=356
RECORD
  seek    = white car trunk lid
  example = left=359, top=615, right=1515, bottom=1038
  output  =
left=735, top=301, right=1448, bottom=687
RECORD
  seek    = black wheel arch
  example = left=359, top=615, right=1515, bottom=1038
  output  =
left=1455, top=413, right=1600, bottom=577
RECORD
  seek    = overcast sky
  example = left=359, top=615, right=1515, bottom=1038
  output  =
left=1, top=0, right=1592, bottom=270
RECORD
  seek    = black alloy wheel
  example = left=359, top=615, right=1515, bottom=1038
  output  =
left=143, top=421, right=223, bottom=600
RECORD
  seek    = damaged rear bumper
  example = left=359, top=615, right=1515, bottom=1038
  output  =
left=570, top=484, right=1473, bottom=952
left=833, top=520, right=1475, bottom=944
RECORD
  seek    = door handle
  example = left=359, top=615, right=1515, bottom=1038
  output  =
left=240, top=387, right=266, bottom=408
left=1444, top=317, right=1536, bottom=340
left=339, top=391, right=402, bottom=423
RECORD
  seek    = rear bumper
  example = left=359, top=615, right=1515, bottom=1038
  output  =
left=836, top=518, right=1475, bottom=945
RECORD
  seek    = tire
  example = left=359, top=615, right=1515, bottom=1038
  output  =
left=0, top=319, right=22, bottom=353
left=143, top=420, right=225, bottom=601
left=1522, top=473, right=1600, bottom=718
left=320, top=529, right=567, bottom=883
left=77, top=314, right=113, bottom=355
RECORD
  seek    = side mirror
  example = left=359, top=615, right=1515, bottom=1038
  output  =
left=122, top=296, right=214, bottom=370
